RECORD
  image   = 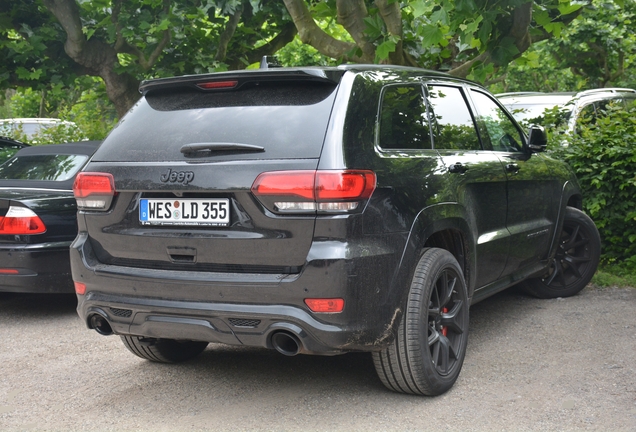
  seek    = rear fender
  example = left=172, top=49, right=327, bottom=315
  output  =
left=547, top=180, right=583, bottom=260
left=381, top=203, right=475, bottom=336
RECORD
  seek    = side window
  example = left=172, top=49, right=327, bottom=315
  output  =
left=576, top=103, right=599, bottom=132
left=576, top=98, right=622, bottom=134
left=427, top=85, right=481, bottom=151
left=470, top=89, right=524, bottom=152
left=378, top=84, right=432, bottom=150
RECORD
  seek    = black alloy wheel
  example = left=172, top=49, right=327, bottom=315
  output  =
left=428, top=265, right=466, bottom=376
left=524, top=207, right=601, bottom=299
left=373, top=248, right=469, bottom=396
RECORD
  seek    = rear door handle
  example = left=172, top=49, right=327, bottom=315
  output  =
left=448, top=162, right=468, bottom=174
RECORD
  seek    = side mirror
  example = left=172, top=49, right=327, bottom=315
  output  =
left=527, top=124, right=547, bottom=152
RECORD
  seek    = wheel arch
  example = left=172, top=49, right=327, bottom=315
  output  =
left=548, top=180, right=583, bottom=258
left=391, top=203, right=476, bottom=306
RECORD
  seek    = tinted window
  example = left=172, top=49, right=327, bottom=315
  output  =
left=427, top=85, right=480, bottom=150
left=0, top=154, right=88, bottom=181
left=0, top=145, right=23, bottom=163
left=470, top=90, right=523, bottom=152
left=94, top=81, right=338, bottom=162
left=378, top=85, right=431, bottom=150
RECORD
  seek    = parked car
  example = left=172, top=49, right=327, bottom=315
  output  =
left=0, top=136, right=28, bottom=163
left=497, top=88, right=636, bottom=133
left=0, top=118, right=78, bottom=140
left=71, top=64, right=600, bottom=396
left=0, top=141, right=100, bottom=293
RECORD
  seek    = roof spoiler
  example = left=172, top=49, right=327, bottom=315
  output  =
left=139, top=66, right=344, bottom=95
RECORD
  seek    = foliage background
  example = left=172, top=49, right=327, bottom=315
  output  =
left=0, top=0, right=635, bottom=282
left=551, top=103, right=636, bottom=273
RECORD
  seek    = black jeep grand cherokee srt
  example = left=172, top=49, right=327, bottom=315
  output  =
left=71, top=65, right=600, bottom=396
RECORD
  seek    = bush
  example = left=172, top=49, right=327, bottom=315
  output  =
left=552, top=103, right=636, bottom=270
left=1, top=79, right=117, bottom=144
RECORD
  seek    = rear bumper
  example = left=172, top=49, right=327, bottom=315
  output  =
left=0, top=242, right=74, bottom=293
left=71, top=232, right=406, bottom=354
left=80, top=291, right=351, bottom=355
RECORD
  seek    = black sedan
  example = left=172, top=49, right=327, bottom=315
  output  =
left=0, top=141, right=100, bottom=293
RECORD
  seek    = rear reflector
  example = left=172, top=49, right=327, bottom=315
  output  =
left=0, top=206, right=46, bottom=235
left=73, top=172, right=116, bottom=210
left=251, top=170, right=376, bottom=214
left=0, top=269, right=19, bottom=274
left=74, top=282, right=86, bottom=295
left=304, top=298, right=345, bottom=313
left=196, top=80, right=238, bottom=90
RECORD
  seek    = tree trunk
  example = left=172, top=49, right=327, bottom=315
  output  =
left=336, top=0, right=375, bottom=62
left=225, top=22, right=298, bottom=70
left=449, top=2, right=533, bottom=78
left=43, top=0, right=141, bottom=117
left=283, top=0, right=360, bottom=61
left=375, top=0, right=405, bottom=65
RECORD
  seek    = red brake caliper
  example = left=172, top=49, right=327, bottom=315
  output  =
left=441, top=307, right=449, bottom=337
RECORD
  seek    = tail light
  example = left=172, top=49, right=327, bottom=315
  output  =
left=251, top=170, right=376, bottom=214
left=73, top=172, right=116, bottom=211
left=0, top=206, right=46, bottom=235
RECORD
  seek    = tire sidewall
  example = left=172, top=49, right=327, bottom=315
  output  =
left=406, top=248, right=469, bottom=394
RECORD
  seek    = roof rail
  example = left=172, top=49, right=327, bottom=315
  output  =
left=495, top=91, right=545, bottom=97
left=575, top=88, right=636, bottom=97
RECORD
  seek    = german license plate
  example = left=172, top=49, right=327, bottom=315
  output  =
left=140, top=198, right=230, bottom=226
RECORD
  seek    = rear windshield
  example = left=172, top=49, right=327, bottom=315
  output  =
left=93, top=81, right=339, bottom=162
left=0, top=154, right=88, bottom=181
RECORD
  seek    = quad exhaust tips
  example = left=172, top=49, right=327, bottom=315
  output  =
left=270, top=331, right=302, bottom=356
left=89, top=314, right=113, bottom=336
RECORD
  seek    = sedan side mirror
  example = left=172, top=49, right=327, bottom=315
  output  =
left=527, top=125, right=547, bottom=152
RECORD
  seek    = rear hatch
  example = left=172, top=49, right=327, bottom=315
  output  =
left=81, top=69, right=345, bottom=274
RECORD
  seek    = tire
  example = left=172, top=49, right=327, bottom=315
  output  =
left=523, top=207, right=601, bottom=299
left=120, top=336, right=208, bottom=363
left=372, top=248, right=469, bottom=396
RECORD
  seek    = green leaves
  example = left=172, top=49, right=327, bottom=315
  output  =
left=555, top=103, right=636, bottom=268
left=419, top=24, right=445, bottom=48
left=558, top=0, right=585, bottom=16
left=408, top=0, right=434, bottom=18
left=376, top=39, right=397, bottom=61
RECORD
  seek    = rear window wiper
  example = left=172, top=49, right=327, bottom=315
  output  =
left=180, top=142, right=265, bottom=155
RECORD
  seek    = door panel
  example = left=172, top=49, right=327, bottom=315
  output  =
left=468, top=89, right=559, bottom=276
left=427, top=85, right=510, bottom=288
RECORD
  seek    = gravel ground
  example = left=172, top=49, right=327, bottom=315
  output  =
left=0, top=285, right=635, bottom=432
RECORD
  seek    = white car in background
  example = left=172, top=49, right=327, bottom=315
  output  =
left=497, top=88, right=636, bottom=133
left=0, top=118, right=77, bottom=140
